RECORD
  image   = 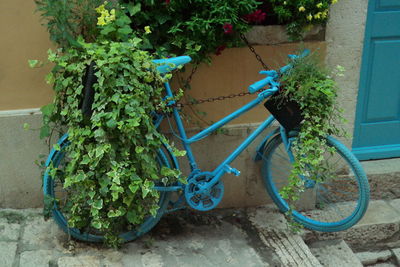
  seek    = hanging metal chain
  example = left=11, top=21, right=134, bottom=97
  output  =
left=240, top=33, right=271, bottom=71
left=183, top=64, right=198, bottom=90
left=166, top=34, right=270, bottom=109
left=169, top=89, right=264, bottom=109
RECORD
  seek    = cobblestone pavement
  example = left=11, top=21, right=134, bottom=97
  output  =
left=0, top=208, right=282, bottom=267
left=3, top=199, right=400, bottom=267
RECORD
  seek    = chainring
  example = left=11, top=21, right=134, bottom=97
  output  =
left=184, top=172, right=224, bottom=211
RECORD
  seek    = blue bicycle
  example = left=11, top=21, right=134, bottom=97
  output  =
left=43, top=52, right=370, bottom=243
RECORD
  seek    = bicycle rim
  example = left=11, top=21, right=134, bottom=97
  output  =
left=261, top=134, right=370, bottom=232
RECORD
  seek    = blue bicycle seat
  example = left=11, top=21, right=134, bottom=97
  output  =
left=152, top=56, right=192, bottom=74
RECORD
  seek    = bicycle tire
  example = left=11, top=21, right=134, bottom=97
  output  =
left=43, top=135, right=173, bottom=243
left=261, top=133, right=370, bottom=232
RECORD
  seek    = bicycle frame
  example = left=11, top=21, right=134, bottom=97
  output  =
left=157, top=81, right=285, bottom=192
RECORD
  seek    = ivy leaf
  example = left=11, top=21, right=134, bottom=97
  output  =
left=108, top=210, right=122, bottom=218
left=118, top=27, right=133, bottom=36
left=81, top=155, right=90, bottom=164
left=92, top=199, right=103, bottom=210
left=53, top=144, right=61, bottom=151
left=91, top=220, right=102, bottom=229
left=40, top=125, right=50, bottom=139
left=28, top=59, right=40, bottom=68
left=126, top=210, right=140, bottom=224
left=129, top=184, right=139, bottom=194
left=135, top=146, right=144, bottom=154
left=142, top=187, right=151, bottom=198
left=106, top=119, right=117, bottom=129
left=126, top=3, right=141, bottom=16
left=100, top=25, right=116, bottom=35
left=88, top=191, right=95, bottom=199
left=41, top=103, right=54, bottom=117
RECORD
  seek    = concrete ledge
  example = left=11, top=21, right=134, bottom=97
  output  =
left=0, top=112, right=48, bottom=208
left=310, top=240, right=363, bottom=266
left=245, top=25, right=325, bottom=45
left=361, top=159, right=400, bottom=200
left=0, top=111, right=279, bottom=208
left=248, top=206, right=322, bottom=266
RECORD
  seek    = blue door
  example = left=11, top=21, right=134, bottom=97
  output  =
left=352, top=0, right=400, bottom=160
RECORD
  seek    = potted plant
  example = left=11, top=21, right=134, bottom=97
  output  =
left=268, top=51, right=347, bottom=214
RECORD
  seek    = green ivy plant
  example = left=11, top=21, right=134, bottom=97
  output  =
left=37, top=4, right=186, bottom=246
left=277, top=51, right=346, bottom=212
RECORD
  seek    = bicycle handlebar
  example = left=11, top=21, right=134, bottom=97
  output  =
left=248, top=49, right=310, bottom=94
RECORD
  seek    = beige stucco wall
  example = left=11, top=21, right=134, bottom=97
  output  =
left=0, top=0, right=54, bottom=111
left=0, top=1, right=325, bottom=118
left=177, top=42, right=326, bottom=126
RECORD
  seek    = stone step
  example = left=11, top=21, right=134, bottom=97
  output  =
left=361, top=159, right=400, bottom=200
left=303, top=199, right=400, bottom=250
left=309, top=239, right=363, bottom=267
left=355, top=250, right=393, bottom=265
left=248, top=207, right=322, bottom=266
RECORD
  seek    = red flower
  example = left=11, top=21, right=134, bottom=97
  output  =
left=244, top=9, right=266, bottom=24
left=223, top=23, right=233, bottom=34
left=215, top=45, right=226, bottom=56
left=165, top=0, right=170, bottom=4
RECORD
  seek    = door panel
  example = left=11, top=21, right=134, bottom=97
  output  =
left=353, top=0, right=400, bottom=160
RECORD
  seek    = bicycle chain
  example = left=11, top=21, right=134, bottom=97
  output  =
left=168, top=34, right=270, bottom=109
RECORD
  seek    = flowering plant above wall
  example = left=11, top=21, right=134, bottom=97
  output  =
left=258, top=0, right=339, bottom=40
left=35, top=0, right=260, bottom=63
left=35, top=0, right=338, bottom=63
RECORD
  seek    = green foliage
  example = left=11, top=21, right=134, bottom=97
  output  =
left=35, top=0, right=259, bottom=64
left=35, top=0, right=103, bottom=48
left=279, top=51, right=346, bottom=207
left=121, top=0, right=259, bottom=63
left=268, top=0, right=339, bottom=40
left=42, top=25, right=182, bottom=245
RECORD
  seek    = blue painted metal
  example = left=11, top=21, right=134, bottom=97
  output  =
left=353, top=0, right=400, bottom=160
left=152, top=56, right=192, bottom=74
left=187, top=88, right=277, bottom=144
left=184, top=172, right=224, bottom=211
left=254, top=125, right=280, bottom=161
left=262, top=134, right=369, bottom=232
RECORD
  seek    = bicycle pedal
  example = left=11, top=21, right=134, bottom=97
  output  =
left=224, top=165, right=241, bottom=176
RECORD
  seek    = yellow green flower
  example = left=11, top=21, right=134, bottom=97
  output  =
left=97, top=16, right=106, bottom=26
left=299, top=6, right=306, bottom=12
left=332, top=0, right=338, bottom=4
left=307, top=14, right=313, bottom=21
left=283, top=1, right=287, bottom=5
left=314, top=12, right=322, bottom=19
left=109, top=9, right=116, bottom=21
left=144, top=26, right=152, bottom=34
left=316, top=2, right=323, bottom=8
left=95, top=2, right=116, bottom=26
left=322, top=10, right=328, bottom=18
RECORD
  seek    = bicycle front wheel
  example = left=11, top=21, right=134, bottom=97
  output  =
left=43, top=135, right=172, bottom=243
left=261, top=133, right=370, bottom=232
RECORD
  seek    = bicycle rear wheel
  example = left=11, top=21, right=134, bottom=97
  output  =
left=43, top=135, right=173, bottom=243
left=260, top=133, right=369, bottom=232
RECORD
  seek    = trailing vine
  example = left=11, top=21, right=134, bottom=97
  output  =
left=278, top=52, right=346, bottom=212
left=34, top=3, right=189, bottom=246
